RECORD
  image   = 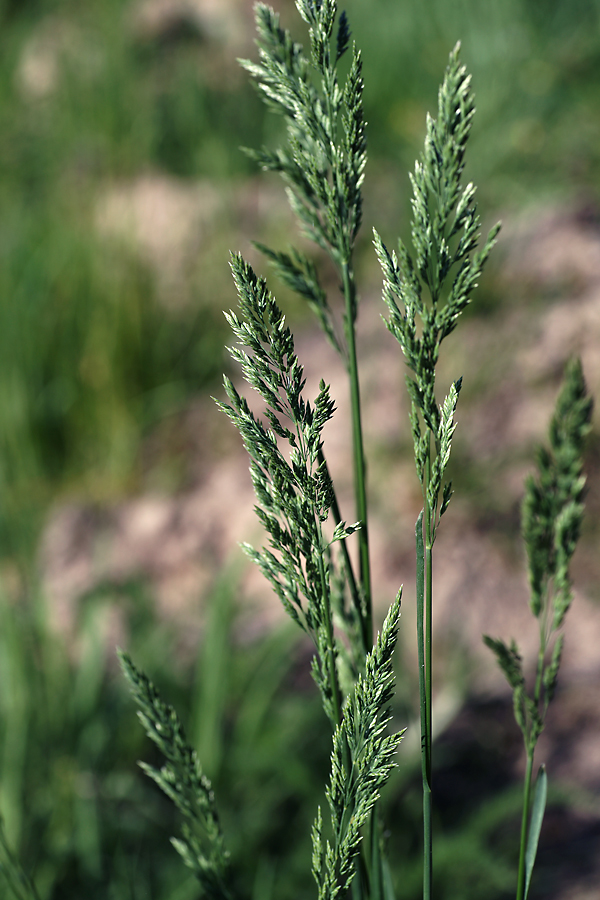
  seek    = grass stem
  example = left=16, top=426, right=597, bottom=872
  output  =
left=342, top=261, right=372, bottom=650
left=516, top=753, right=535, bottom=900
left=369, top=807, right=383, bottom=900
left=415, top=511, right=432, bottom=900
left=425, top=537, right=433, bottom=788
left=424, top=447, right=435, bottom=900
left=317, top=447, right=363, bottom=648
left=318, top=549, right=343, bottom=730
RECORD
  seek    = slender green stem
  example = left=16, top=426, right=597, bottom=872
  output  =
left=318, top=548, right=343, bottom=729
left=342, top=260, right=373, bottom=649
left=423, top=783, right=432, bottom=900
left=424, top=538, right=433, bottom=900
left=515, top=623, right=546, bottom=900
left=415, top=511, right=432, bottom=900
left=368, top=805, right=383, bottom=900
left=534, top=609, right=549, bottom=712
left=533, top=646, right=546, bottom=725
left=516, top=752, right=535, bottom=900
left=425, top=539, right=433, bottom=790
left=422, top=444, right=435, bottom=900
left=317, top=447, right=364, bottom=649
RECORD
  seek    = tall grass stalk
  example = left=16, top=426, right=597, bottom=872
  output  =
left=244, top=0, right=373, bottom=652
left=374, top=45, right=500, bottom=896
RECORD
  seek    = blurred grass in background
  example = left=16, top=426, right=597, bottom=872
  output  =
left=0, top=0, right=599, bottom=897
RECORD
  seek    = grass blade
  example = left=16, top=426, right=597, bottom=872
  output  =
left=524, top=765, right=547, bottom=900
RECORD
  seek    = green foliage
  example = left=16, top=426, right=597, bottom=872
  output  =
left=0, top=581, right=159, bottom=899
left=0, top=570, right=338, bottom=900
left=344, top=0, right=600, bottom=206
left=216, top=252, right=347, bottom=722
left=0, top=0, right=599, bottom=556
left=0, top=223, right=226, bottom=557
left=374, top=45, right=502, bottom=899
left=0, top=0, right=269, bottom=558
left=524, top=765, right=547, bottom=900
left=253, top=243, right=342, bottom=355
left=241, top=0, right=374, bottom=656
left=224, top=0, right=381, bottom=704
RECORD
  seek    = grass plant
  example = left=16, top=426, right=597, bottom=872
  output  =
left=0, top=1, right=595, bottom=899
left=374, top=45, right=500, bottom=895
left=118, top=3, right=592, bottom=900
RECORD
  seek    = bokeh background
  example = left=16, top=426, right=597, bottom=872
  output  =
left=1, top=0, right=600, bottom=898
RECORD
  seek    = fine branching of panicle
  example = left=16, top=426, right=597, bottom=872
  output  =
left=118, top=651, right=232, bottom=900
left=312, top=592, right=405, bottom=900
left=484, top=358, right=592, bottom=900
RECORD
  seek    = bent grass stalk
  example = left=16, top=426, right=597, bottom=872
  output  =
left=110, top=5, right=591, bottom=900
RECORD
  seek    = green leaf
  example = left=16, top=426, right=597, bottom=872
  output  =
left=524, top=765, right=548, bottom=899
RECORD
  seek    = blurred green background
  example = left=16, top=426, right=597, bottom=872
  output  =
left=0, top=0, right=599, bottom=898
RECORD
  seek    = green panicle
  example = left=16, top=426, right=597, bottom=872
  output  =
left=313, top=592, right=405, bottom=900
left=375, top=43, right=499, bottom=525
left=118, top=651, right=231, bottom=900
left=485, top=358, right=592, bottom=900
